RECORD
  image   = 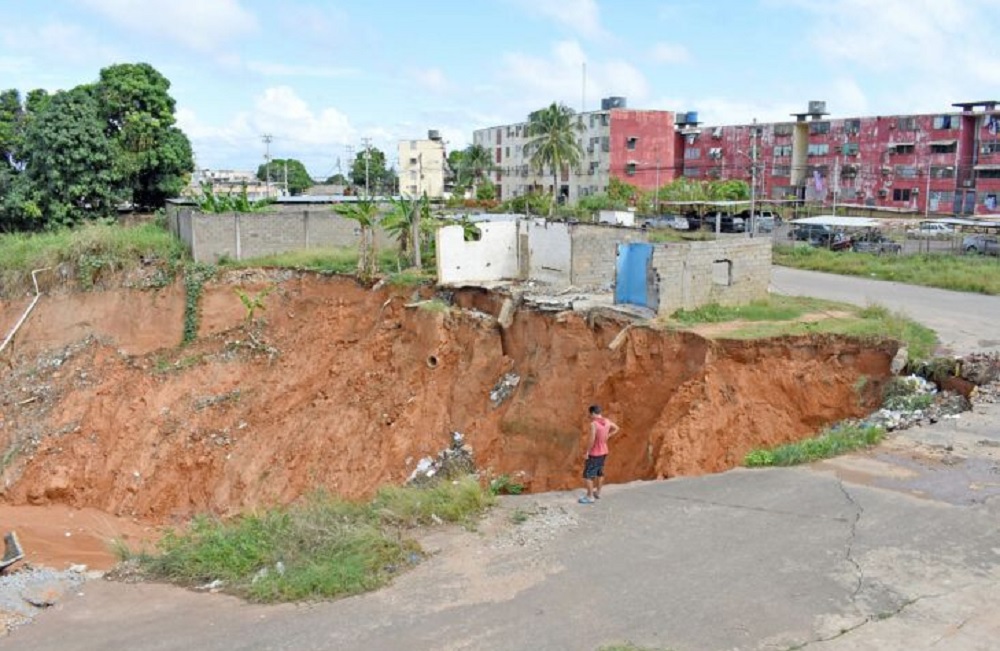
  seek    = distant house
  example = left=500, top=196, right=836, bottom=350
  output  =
left=398, top=131, right=448, bottom=199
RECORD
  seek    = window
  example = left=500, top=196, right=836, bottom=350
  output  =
left=930, top=142, right=957, bottom=154
left=626, top=137, right=638, bottom=150
left=809, top=121, right=830, bottom=135
left=683, top=166, right=700, bottom=178
left=892, top=188, right=912, bottom=201
left=931, top=165, right=955, bottom=178
left=771, top=164, right=791, bottom=177
left=601, top=136, right=610, bottom=152
left=843, top=119, right=861, bottom=135
left=588, top=161, right=599, bottom=174
left=841, top=164, right=859, bottom=177
left=496, top=130, right=502, bottom=144
left=894, top=165, right=918, bottom=179
left=773, top=144, right=792, bottom=157
left=684, top=147, right=700, bottom=159
left=979, top=169, right=1000, bottom=179
left=410, top=141, right=417, bottom=150
left=892, top=144, right=915, bottom=155
left=896, top=117, right=917, bottom=131
left=505, top=146, right=510, bottom=158
left=932, top=115, right=954, bottom=130
left=807, top=143, right=829, bottom=156
left=841, top=142, right=859, bottom=156
left=981, top=142, right=1000, bottom=154
left=409, top=157, right=417, bottom=165
left=773, top=123, right=794, bottom=136
left=495, top=147, right=502, bottom=163
left=708, top=147, right=722, bottom=159
left=625, top=163, right=636, bottom=176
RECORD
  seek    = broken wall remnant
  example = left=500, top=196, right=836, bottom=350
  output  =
left=436, top=221, right=520, bottom=285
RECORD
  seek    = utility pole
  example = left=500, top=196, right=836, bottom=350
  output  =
left=361, top=137, right=373, bottom=198
left=654, top=143, right=661, bottom=214
left=832, top=157, right=840, bottom=216
left=749, top=119, right=757, bottom=237
left=283, top=160, right=288, bottom=196
left=262, top=134, right=273, bottom=197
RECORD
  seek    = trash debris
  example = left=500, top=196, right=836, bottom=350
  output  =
left=490, top=373, right=521, bottom=407
left=407, top=432, right=476, bottom=485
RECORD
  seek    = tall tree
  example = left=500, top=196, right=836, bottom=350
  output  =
left=350, top=147, right=388, bottom=195
left=335, top=198, right=380, bottom=280
left=22, top=86, right=123, bottom=227
left=95, top=62, right=193, bottom=208
left=257, top=158, right=313, bottom=195
left=526, top=102, right=584, bottom=216
left=460, top=144, right=493, bottom=196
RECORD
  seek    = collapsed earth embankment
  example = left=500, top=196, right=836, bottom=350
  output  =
left=0, top=271, right=894, bottom=524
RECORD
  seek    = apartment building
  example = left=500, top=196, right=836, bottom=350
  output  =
left=398, top=131, right=448, bottom=199
left=684, top=100, right=1000, bottom=217
left=472, top=97, right=676, bottom=203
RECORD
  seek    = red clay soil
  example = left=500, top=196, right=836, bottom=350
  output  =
left=0, top=271, right=895, bottom=566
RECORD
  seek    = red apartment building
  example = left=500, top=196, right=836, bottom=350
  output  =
left=680, top=101, right=1000, bottom=217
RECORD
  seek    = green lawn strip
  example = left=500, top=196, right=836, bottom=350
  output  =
left=744, top=423, right=885, bottom=467
left=220, top=247, right=434, bottom=284
left=773, top=245, right=1000, bottom=295
left=669, top=295, right=840, bottom=325
left=129, top=476, right=495, bottom=603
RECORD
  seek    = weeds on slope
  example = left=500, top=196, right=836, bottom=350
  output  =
left=743, top=423, right=886, bottom=467
left=123, top=476, right=494, bottom=603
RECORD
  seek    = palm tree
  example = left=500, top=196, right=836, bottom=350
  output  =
left=383, top=193, right=429, bottom=268
left=335, top=198, right=380, bottom=281
left=461, top=144, right=494, bottom=197
left=526, top=102, right=584, bottom=216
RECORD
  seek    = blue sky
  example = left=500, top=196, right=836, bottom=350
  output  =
left=2, top=0, right=998, bottom=179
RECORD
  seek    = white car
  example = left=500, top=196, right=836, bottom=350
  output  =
left=906, top=222, right=954, bottom=239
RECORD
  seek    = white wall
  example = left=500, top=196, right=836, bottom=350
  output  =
left=598, top=210, right=636, bottom=227
left=436, top=222, right=520, bottom=285
left=521, top=219, right=571, bottom=286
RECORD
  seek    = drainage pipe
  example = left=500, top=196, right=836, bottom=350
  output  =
left=0, top=268, right=51, bottom=356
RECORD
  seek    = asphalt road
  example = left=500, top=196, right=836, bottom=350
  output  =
left=6, top=271, right=1000, bottom=651
left=771, top=266, right=1000, bottom=355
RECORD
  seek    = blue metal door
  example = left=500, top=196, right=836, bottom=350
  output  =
left=615, top=242, right=654, bottom=308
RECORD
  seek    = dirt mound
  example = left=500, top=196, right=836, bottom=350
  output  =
left=0, top=272, right=895, bottom=526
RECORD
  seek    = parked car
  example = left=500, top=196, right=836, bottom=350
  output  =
left=852, top=231, right=902, bottom=255
left=906, top=222, right=954, bottom=239
left=698, top=211, right=746, bottom=233
left=641, top=215, right=677, bottom=230
left=789, top=223, right=834, bottom=243
left=736, top=210, right=782, bottom=233
left=963, top=234, right=1000, bottom=256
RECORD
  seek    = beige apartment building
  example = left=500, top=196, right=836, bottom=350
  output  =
left=398, top=130, right=448, bottom=199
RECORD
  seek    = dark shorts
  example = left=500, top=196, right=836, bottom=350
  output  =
left=583, top=455, right=607, bottom=479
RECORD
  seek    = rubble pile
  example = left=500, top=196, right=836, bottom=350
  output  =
left=407, top=432, right=477, bottom=485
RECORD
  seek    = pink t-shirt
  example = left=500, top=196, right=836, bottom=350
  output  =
left=589, top=417, right=612, bottom=457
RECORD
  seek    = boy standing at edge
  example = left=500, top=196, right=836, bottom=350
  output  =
left=579, top=404, right=619, bottom=504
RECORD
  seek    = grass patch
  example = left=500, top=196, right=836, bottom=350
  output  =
left=774, top=245, right=1000, bottom=295
left=646, top=229, right=716, bottom=243
left=222, top=248, right=359, bottom=274
left=744, top=423, right=885, bottom=467
left=0, top=221, right=186, bottom=294
left=128, top=476, right=494, bottom=603
left=669, top=295, right=836, bottom=325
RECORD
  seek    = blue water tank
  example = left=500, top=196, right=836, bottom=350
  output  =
left=686, top=111, right=699, bottom=125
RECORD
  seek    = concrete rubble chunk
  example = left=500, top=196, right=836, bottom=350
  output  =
left=489, top=373, right=521, bottom=407
left=20, top=582, right=66, bottom=608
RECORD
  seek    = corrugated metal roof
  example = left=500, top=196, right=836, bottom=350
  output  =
left=790, top=215, right=880, bottom=227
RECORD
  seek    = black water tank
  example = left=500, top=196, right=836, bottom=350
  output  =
left=601, top=96, right=627, bottom=110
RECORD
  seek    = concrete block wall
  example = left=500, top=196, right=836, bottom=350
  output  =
left=569, top=224, right=649, bottom=289
left=520, top=219, right=572, bottom=287
left=167, top=207, right=392, bottom=263
left=651, top=238, right=771, bottom=313
left=437, top=222, right=520, bottom=285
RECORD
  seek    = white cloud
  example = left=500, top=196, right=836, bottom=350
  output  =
left=0, top=21, right=118, bottom=66
left=800, top=0, right=1000, bottom=88
left=176, top=86, right=356, bottom=173
left=510, top=0, right=608, bottom=40
left=411, top=67, right=450, bottom=93
left=76, top=0, right=258, bottom=53
left=246, top=61, right=359, bottom=79
left=498, top=40, right=650, bottom=114
left=649, top=42, right=690, bottom=64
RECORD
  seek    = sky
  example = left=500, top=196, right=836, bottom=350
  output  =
left=2, top=0, right=999, bottom=180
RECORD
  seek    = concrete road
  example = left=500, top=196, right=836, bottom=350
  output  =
left=6, top=272, right=1000, bottom=651
left=771, top=267, right=1000, bottom=354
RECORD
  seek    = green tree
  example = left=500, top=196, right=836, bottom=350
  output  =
left=460, top=144, right=493, bottom=196
left=476, top=179, right=496, bottom=201
left=325, top=172, right=348, bottom=185
left=256, top=158, right=313, bottom=195
left=95, top=62, right=193, bottom=209
left=526, top=102, right=584, bottom=216
left=384, top=193, right=429, bottom=267
left=22, top=86, right=123, bottom=227
left=335, top=198, right=380, bottom=280
left=350, top=147, right=389, bottom=196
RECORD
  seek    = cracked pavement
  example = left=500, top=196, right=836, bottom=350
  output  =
left=6, top=271, right=1000, bottom=651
